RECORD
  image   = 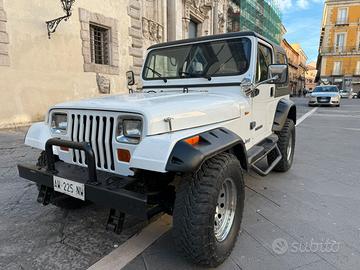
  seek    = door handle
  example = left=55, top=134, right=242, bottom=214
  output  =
left=270, top=87, right=274, bottom=97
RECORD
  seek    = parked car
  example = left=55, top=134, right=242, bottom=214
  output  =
left=308, top=85, right=341, bottom=107
left=351, top=91, right=358, bottom=99
left=17, top=31, right=296, bottom=267
left=339, top=89, right=352, bottom=99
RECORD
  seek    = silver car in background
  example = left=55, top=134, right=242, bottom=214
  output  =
left=308, top=85, right=341, bottom=107
left=339, top=89, right=352, bottom=99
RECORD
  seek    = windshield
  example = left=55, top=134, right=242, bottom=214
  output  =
left=313, top=86, right=339, bottom=93
left=143, top=38, right=252, bottom=80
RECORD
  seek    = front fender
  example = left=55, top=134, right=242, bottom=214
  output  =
left=166, top=128, right=246, bottom=173
left=272, top=98, right=296, bottom=132
left=130, top=125, right=246, bottom=173
left=25, top=122, right=52, bottom=150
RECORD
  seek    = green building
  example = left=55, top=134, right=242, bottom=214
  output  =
left=227, top=0, right=283, bottom=44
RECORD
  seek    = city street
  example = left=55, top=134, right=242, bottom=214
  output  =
left=1, top=97, right=360, bottom=270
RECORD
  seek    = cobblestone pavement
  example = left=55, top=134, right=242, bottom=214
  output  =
left=0, top=129, right=147, bottom=270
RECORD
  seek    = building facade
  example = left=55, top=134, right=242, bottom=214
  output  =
left=0, top=0, right=229, bottom=128
left=305, top=61, right=318, bottom=91
left=281, top=39, right=308, bottom=95
left=227, top=0, right=283, bottom=44
left=291, top=43, right=308, bottom=93
left=317, top=0, right=360, bottom=92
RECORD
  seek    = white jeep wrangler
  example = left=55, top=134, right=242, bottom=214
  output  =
left=18, top=31, right=296, bottom=267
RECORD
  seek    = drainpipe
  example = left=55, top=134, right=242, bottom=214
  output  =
left=213, top=0, right=219, bottom=35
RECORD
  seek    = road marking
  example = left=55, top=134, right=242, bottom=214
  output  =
left=312, top=113, right=360, bottom=118
left=296, top=108, right=318, bottom=127
left=87, top=215, right=172, bottom=270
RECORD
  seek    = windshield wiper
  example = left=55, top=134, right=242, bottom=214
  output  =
left=144, top=66, right=167, bottom=82
left=205, top=54, right=235, bottom=81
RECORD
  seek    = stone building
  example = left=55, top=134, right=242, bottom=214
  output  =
left=0, top=0, right=229, bottom=128
left=305, top=61, right=317, bottom=91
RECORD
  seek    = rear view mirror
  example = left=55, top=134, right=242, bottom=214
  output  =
left=126, top=71, right=135, bottom=86
left=268, top=64, right=288, bottom=84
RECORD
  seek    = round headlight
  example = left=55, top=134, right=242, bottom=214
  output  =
left=51, top=113, right=68, bottom=134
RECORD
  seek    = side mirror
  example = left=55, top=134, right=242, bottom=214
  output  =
left=126, top=71, right=135, bottom=86
left=268, top=64, right=288, bottom=84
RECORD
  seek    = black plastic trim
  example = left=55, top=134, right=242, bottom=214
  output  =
left=142, top=82, right=241, bottom=89
left=165, top=128, right=247, bottom=173
left=272, top=98, right=297, bottom=132
left=148, top=31, right=283, bottom=51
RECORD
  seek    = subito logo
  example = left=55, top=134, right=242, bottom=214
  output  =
left=272, top=238, right=288, bottom=255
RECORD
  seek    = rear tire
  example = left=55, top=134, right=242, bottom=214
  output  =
left=173, top=153, right=245, bottom=267
left=36, top=151, right=87, bottom=210
left=268, top=119, right=295, bottom=172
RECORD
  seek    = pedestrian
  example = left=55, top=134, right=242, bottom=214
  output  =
left=298, top=89, right=302, bottom=97
left=303, top=88, right=307, bottom=97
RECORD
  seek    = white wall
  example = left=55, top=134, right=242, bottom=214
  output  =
left=0, top=0, right=132, bottom=128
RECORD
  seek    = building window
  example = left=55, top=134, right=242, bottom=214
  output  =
left=337, top=8, right=348, bottom=24
left=79, top=8, right=119, bottom=75
left=90, top=24, right=110, bottom=65
left=335, top=33, right=345, bottom=52
left=333, top=61, right=342, bottom=75
left=356, top=61, right=360, bottom=75
left=189, top=20, right=198, bottom=39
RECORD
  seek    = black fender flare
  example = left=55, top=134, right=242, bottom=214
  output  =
left=165, top=128, right=248, bottom=173
left=272, top=98, right=297, bottom=132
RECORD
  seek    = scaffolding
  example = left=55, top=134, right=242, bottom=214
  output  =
left=227, top=0, right=283, bottom=44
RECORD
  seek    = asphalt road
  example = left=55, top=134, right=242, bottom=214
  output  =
left=1, top=97, right=360, bottom=270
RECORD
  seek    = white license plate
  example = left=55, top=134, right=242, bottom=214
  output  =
left=53, top=176, right=85, bottom=201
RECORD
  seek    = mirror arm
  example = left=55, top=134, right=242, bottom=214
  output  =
left=253, top=75, right=279, bottom=89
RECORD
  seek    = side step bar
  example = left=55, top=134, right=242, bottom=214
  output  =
left=247, top=135, right=282, bottom=176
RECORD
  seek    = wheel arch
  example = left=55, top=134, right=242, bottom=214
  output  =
left=165, top=127, right=248, bottom=173
left=272, top=98, right=297, bottom=132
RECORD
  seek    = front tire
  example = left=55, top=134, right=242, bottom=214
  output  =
left=173, top=153, right=245, bottom=267
left=268, top=119, right=295, bottom=172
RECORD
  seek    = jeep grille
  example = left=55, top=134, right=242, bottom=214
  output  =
left=70, top=113, right=115, bottom=171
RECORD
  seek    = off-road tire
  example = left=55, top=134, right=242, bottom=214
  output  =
left=36, top=151, right=87, bottom=209
left=173, top=153, right=245, bottom=267
left=268, top=119, right=295, bottom=172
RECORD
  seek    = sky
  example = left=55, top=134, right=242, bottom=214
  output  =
left=275, top=0, right=325, bottom=64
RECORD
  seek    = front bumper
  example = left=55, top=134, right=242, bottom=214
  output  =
left=308, top=97, right=340, bottom=106
left=17, top=138, right=160, bottom=219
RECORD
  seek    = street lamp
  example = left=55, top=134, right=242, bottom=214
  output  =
left=46, top=0, right=75, bottom=39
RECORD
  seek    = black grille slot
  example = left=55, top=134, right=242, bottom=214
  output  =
left=69, top=113, right=116, bottom=171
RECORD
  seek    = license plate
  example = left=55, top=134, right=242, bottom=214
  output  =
left=53, top=176, right=85, bottom=200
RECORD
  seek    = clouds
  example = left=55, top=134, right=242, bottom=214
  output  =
left=275, top=0, right=324, bottom=12
left=281, top=0, right=324, bottom=62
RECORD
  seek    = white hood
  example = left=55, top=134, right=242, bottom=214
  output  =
left=52, top=91, right=243, bottom=135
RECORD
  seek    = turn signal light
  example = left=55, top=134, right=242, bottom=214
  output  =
left=184, top=135, right=200, bottom=145
left=117, top=149, right=131, bottom=162
left=60, top=146, right=69, bottom=152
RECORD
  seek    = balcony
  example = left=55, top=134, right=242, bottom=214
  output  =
left=320, top=46, right=360, bottom=55
left=335, top=19, right=349, bottom=26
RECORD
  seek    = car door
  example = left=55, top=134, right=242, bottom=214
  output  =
left=251, top=41, right=276, bottom=144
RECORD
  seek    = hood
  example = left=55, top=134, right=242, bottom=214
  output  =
left=311, top=92, right=339, bottom=97
left=52, top=91, right=244, bottom=135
